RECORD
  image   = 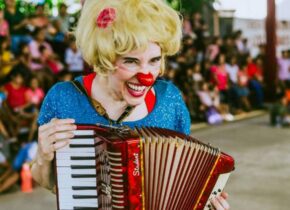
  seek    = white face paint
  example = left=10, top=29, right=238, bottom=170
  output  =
left=107, top=42, right=161, bottom=106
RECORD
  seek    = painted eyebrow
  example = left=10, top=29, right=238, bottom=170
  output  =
left=122, top=56, right=162, bottom=62
left=150, top=56, right=162, bottom=61
left=122, top=57, right=140, bottom=61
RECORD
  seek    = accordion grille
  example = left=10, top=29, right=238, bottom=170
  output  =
left=137, top=127, right=220, bottom=210
left=96, top=127, right=220, bottom=210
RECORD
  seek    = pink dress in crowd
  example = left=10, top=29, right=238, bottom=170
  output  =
left=0, top=20, right=9, bottom=37
left=28, top=40, right=53, bottom=71
left=25, top=88, right=45, bottom=106
left=210, top=65, right=228, bottom=91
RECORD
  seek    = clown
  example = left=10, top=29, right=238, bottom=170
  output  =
left=32, top=0, right=230, bottom=209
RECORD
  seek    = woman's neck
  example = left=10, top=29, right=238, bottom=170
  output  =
left=91, top=75, right=128, bottom=121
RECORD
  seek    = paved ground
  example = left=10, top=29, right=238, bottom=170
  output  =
left=0, top=115, right=289, bottom=210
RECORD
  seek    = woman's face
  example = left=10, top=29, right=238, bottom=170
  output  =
left=108, top=42, right=161, bottom=106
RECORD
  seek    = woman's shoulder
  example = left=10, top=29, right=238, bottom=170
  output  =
left=46, top=80, right=78, bottom=98
left=154, top=78, right=182, bottom=97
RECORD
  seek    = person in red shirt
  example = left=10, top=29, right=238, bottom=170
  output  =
left=246, top=55, right=264, bottom=108
left=4, top=68, right=38, bottom=141
left=4, top=71, right=27, bottom=111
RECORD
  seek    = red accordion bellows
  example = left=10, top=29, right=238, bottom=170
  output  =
left=55, top=124, right=235, bottom=210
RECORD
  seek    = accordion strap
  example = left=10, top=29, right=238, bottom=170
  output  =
left=71, top=80, right=134, bottom=125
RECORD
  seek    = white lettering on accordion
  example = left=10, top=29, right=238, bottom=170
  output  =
left=133, top=153, right=140, bottom=176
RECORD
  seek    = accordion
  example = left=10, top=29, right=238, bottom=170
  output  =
left=55, top=124, right=235, bottom=210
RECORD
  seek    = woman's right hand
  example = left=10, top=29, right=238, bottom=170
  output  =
left=37, top=118, right=76, bottom=163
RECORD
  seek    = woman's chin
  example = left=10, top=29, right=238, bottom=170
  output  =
left=123, top=84, right=148, bottom=106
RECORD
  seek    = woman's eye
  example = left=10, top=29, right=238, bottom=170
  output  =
left=124, top=60, right=137, bottom=64
left=151, top=57, right=161, bottom=63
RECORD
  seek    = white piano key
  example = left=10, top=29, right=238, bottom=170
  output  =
left=57, top=175, right=96, bottom=187
left=58, top=192, right=98, bottom=201
left=58, top=173, right=96, bottom=182
left=58, top=179, right=96, bottom=188
left=69, top=138, right=95, bottom=145
left=59, top=199, right=98, bottom=210
left=57, top=167, right=96, bottom=175
left=56, top=159, right=96, bottom=167
left=58, top=189, right=97, bottom=196
left=60, top=199, right=98, bottom=206
left=73, top=130, right=95, bottom=136
left=56, top=152, right=95, bottom=160
left=57, top=145, right=96, bottom=153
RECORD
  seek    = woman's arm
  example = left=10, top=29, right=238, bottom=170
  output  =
left=31, top=118, right=76, bottom=190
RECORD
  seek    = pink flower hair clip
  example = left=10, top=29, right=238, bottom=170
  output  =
left=96, top=8, right=116, bottom=29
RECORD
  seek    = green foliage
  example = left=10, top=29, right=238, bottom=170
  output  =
left=167, top=0, right=215, bottom=14
left=0, top=0, right=65, bottom=14
left=0, top=0, right=4, bottom=10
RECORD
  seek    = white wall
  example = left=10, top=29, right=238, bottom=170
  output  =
left=215, top=0, right=290, bottom=20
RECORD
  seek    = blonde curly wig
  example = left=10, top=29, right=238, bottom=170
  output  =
left=75, top=0, right=182, bottom=75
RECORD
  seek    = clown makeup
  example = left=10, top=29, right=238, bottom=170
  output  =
left=118, top=55, right=161, bottom=72
left=107, top=42, right=161, bottom=106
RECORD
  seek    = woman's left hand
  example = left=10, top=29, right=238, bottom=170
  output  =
left=210, top=192, right=230, bottom=210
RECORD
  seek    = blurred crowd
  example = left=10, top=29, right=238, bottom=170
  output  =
left=164, top=13, right=290, bottom=125
left=0, top=1, right=289, bottom=194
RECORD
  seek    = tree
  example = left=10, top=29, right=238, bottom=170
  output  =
left=0, top=0, right=65, bottom=15
left=167, top=0, right=215, bottom=14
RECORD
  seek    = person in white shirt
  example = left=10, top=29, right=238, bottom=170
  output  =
left=225, top=56, right=239, bottom=84
left=64, top=38, right=84, bottom=77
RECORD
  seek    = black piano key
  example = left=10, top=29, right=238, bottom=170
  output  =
left=71, top=174, right=97, bottom=178
left=70, top=144, right=96, bottom=148
left=72, top=186, right=97, bottom=191
left=73, top=195, right=98, bottom=199
left=73, top=207, right=98, bottom=210
left=71, top=156, right=96, bottom=160
left=71, top=165, right=96, bottom=169
left=72, top=135, right=95, bottom=139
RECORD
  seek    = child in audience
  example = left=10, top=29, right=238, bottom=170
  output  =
left=25, top=76, right=45, bottom=109
left=65, top=38, right=84, bottom=78
left=39, top=45, right=63, bottom=74
left=0, top=36, right=16, bottom=80
left=0, top=9, right=9, bottom=37
left=4, top=69, right=38, bottom=141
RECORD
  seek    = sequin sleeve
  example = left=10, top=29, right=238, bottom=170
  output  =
left=171, top=84, right=191, bottom=135
left=37, top=83, right=60, bottom=126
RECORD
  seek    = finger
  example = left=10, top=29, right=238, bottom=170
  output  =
left=52, top=139, right=70, bottom=151
left=210, top=197, right=224, bottom=210
left=53, top=118, right=75, bottom=124
left=48, top=132, right=75, bottom=143
left=39, top=118, right=75, bottom=132
left=221, top=192, right=229, bottom=200
left=40, top=134, right=72, bottom=156
left=217, top=195, right=230, bottom=210
left=43, top=123, right=76, bottom=140
left=49, top=123, right=77, bottom=135
left=38, top=118, right=58, bottom=132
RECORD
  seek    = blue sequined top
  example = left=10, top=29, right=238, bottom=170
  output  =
left=38, top=77, right=191, bottom=135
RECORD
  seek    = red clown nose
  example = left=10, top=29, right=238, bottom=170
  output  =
left=136, top=73, right=155, bottom=86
